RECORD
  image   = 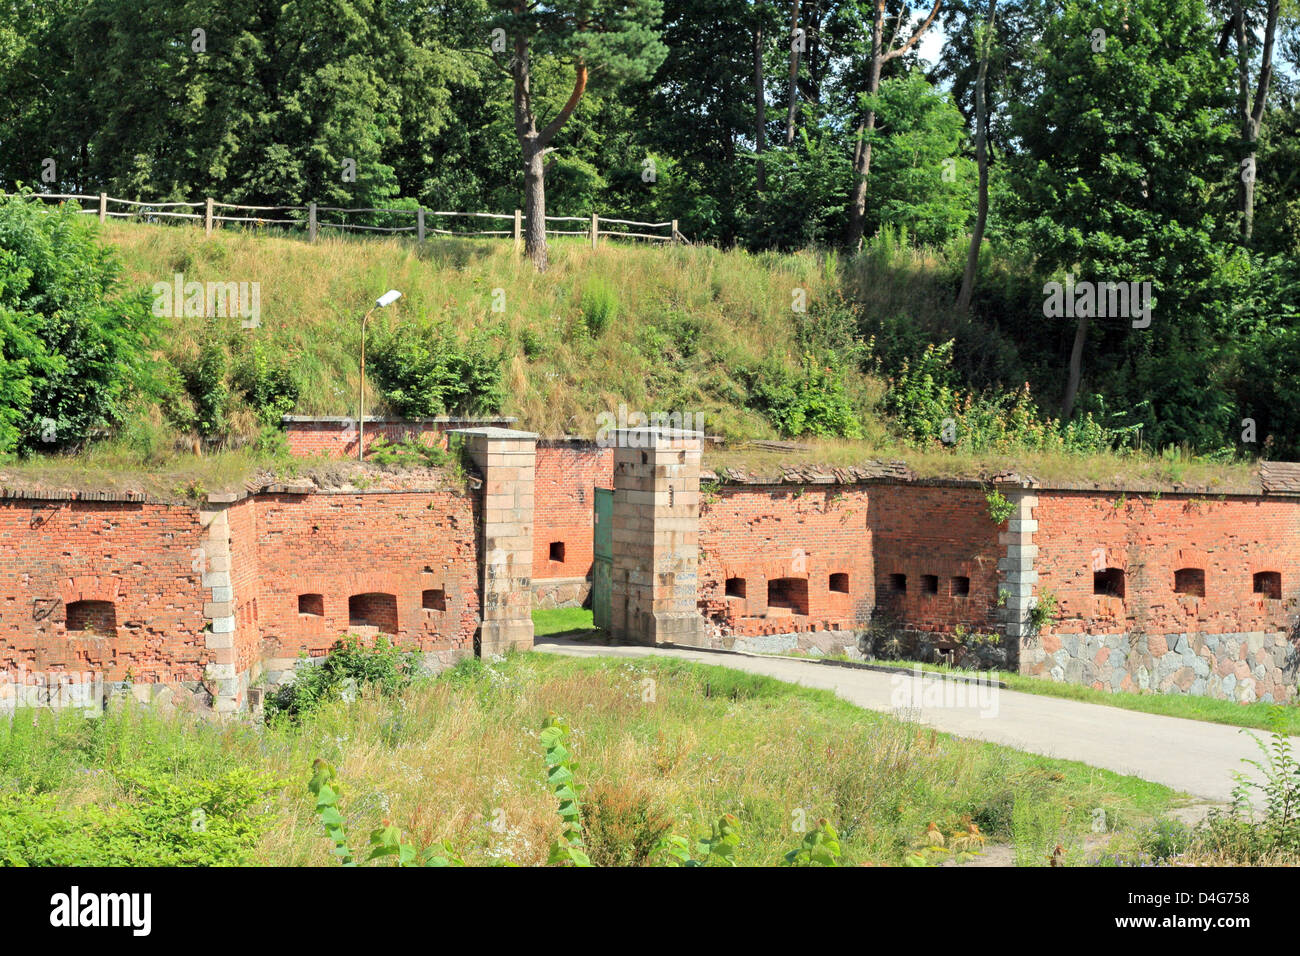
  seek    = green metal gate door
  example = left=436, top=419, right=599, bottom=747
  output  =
left=592, top=487, right=613, bottom=630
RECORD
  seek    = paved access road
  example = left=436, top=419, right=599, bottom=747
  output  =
left=537, top=638, right=1296, bottom=805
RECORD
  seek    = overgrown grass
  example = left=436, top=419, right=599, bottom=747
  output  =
left=103, top=223, right=849, bottom=441
left=0, top=653, right=1178, bottom=866
left=532, top=607, right=600, bottom=638
left=0, top=221, right=1259, bottom=491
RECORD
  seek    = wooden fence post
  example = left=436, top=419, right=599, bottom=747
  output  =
left=417, top=207, right=425, bottom=242
left=513, top=209, right=522, bottom=248
left=590, top=213, right=598, bottom=250
left=98, top=193, right=107, bottom=223
left=308, top=202, right=317, bottom=242
left=671, top=219, right=679, bottom=243
left=204, top=198, right=214, bottom=236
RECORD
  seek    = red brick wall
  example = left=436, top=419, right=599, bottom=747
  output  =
left=699, top=484, right=1001, bottom=638
left=282, top=420, right=447, bottom=460
left=699, top=486, right=874, bottom=636
left=1034, top=492, right=1300, bottom=636
left=533, top=441, right=613, bottom=581
left=252, top=490, right=479, bottom=659
left=869, top=485, right=1003, bottom=634
left=0, top=500, right=208, bottom=682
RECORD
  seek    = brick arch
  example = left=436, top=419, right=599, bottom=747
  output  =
left=61, top=575, right=123, bottom=606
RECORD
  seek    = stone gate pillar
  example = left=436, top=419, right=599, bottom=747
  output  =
left=456, top=427, right=537, bottom=655
left=609, top=427, right=704, bottom=646
left=997, top=487, right=1039, bottom=672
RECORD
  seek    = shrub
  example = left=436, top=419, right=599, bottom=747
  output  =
left=0, top=767, right=278, bottom=866
left=882, top=340, right=1131, bottom=454
left=745, top=353, right=863, bottom=439
left=582, top=782, right=676, bottom=867
left=366, top=321, right=504, bottom=416
left=0, top=194, right=159, bottom=453
left=265, top=635, right=418, bottom=722
left=231, top=339, right=300, bottom=427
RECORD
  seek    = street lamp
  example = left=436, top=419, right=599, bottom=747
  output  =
left=359, top=289, right=402, bottom=460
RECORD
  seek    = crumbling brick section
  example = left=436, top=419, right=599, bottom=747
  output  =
left=251, top=489, right=479, bottom=670
left=0, top=496, right=209, bottom=696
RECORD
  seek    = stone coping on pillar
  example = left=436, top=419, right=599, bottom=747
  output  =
left=450, top=426, right=540, bottom=440
left=608, top=427, right=704, bottom=449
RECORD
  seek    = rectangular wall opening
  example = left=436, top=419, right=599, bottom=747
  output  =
left=920, top=574, right=939, bottom=595
left=829, top=572, right=849, bottom=594
left=549, top=541, right=566, bottom=563
left=767, top=578, right=809, bottom=616
left=888, top=573, right=907, bottom=593
left=422, top=588, right=447, bottom=611
left=348, top=592, right=398, bottom=634
left=951, top=576, right=970, bottom=597
left=1094, top=568, right=1125, bottom=599
left=1173, top=568, right=1205, bottom=598
left=65, top=600, right=117, bottom=635
left=1254, top=571, right=1282, bottom=600
left=724, top=577, right=746, bottom=599
left=298, top=593, right=324, bottom=617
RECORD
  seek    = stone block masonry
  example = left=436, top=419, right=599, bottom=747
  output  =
left=609, top=428, right=704, bottom=646
left=456, top=427, right=538, bottom=655
left=1029, top=491, right=1300, bottom=702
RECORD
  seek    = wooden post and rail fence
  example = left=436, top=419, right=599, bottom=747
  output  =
left=6, top=191, right=686, bottom=247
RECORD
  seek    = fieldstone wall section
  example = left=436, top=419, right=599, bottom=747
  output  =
left=610, top=428, right=705, bottom=646
left=457, top=427, right=537, bottom=655
left=1035, top=630, right=1297, bottom=703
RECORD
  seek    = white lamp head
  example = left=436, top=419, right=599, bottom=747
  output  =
left=376, top=289, right=402, bottom=308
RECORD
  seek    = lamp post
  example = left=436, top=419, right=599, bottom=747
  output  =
left=359, top=289, right=402, bottom=461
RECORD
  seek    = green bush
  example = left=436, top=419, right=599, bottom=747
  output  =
left=883, top=340, right=1130, bottom=454
left=0, top=194, right=159, bottom=453
left=580, top=277, right=619, bottom=337
left=232, top=339, right=300, bottom=427
left=266, top=635, right=418, bottom=722
left=745, top=353, right=863, bottom=439
left=366, top=321, right=504, bottom=416
left=0, top=767, right=278, bottom=866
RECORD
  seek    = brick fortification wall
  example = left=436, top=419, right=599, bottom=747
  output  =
left=7, top=446, right=1300, bottom=710
left=1028, top=492, right=1300, bottom=703
left=532, top=440, right=613, bottom=608
left=0, top=487, right=481, bottom=714
left=698, top=484, right=1001, bottom=659
left=0, top=496, right=211, bottom=711
left=253, top=489, right=479, bottom=681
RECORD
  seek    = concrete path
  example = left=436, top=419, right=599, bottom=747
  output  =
left=536, top=638, right=1296, bottom=806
